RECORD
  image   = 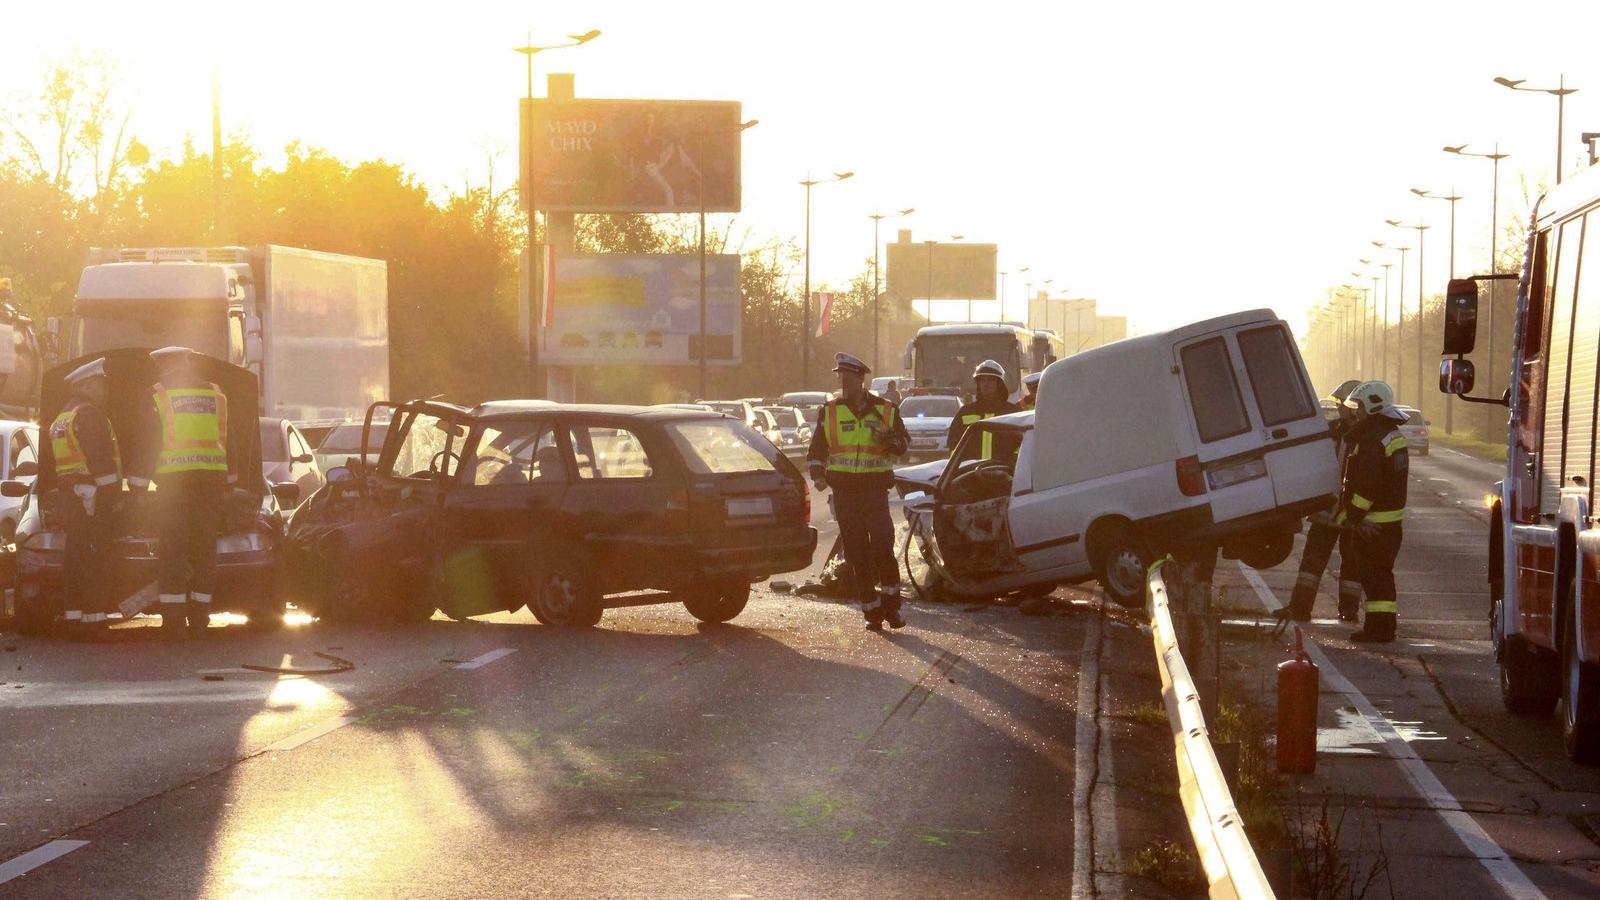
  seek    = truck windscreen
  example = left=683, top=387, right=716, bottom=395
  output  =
left=74, top=302, right=228, bottom=360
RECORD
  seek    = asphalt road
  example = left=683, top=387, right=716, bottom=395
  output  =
left=0, top=489, right=1145, bottom=898
left=1220, top=444, right=1600, bottom=897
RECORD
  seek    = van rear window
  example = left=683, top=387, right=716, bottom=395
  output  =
left=1181, top=338, right=1251, bottom=443
left=1237, top=326, right=1316, bottom=426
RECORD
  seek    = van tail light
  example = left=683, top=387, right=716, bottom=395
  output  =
left=1417, top=429, right=1429, bottom=438
left=1176, top=456, right=1207, bottom=497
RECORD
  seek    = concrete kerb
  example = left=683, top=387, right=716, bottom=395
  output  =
left=1148, top=561, right=1275, bottom=899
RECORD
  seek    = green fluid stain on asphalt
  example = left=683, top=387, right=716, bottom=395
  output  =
left=838, top=830, right=855, bottom=842
left=786, top=793, right=845, bottom=828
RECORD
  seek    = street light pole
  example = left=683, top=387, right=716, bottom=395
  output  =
left=1392, top=246, right=1409, bottom=399
left=1496, top=74, right=1580, bottom=184
left=868, top=207, right=913, bottom=373
left=800, top=171, right=854, bottom=388
left=514, top=29, right=600, bottom=396
left=694, top=119, right=758, bottom=400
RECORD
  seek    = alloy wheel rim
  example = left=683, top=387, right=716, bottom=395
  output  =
left=542, top=575, right=576, bottom=620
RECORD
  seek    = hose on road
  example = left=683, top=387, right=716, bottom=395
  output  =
left=241, top=651, right=355, bottom=676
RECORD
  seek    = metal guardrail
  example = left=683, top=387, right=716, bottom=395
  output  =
left=1147, top=560, right=1275, bottom=900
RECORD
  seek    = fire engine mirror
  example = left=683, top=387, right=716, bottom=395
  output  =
left=1443, top=278, right=1479, bottom=356
left=1440, top=358, right=1475, bottom=395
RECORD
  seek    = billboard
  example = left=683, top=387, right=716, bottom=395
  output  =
left=521, top=99, right=743, bottom=213
left=540, top=254, right=741, bottom=366
left=885, top=242, right=997, bottom=300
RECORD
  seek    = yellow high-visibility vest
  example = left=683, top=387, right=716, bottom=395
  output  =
left=961, top=412, right=1000, bottom=459
left=153, top=383, right=229, bottom=475
left=50, top=404, right=121, bottom=485
left=824, top=399, right=898, bottom=474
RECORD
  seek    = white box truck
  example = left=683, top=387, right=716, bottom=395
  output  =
left=67, top=246, right=388, bottom=424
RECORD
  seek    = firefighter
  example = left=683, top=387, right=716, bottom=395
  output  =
left=49, top=358, right=122, bottom=639
left=1339, top=380, right=1409, bottom=643
left=133, top=347, right=236, bottom=637
left=1021, top=371, right=1042, bottom=410
left=948, top=359, right=1022, bottom=456
left=807, top=352, right=911, bottom=630
left=1274, top=379, right=1363, bottom=625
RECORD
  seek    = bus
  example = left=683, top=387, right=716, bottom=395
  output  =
left=903, top=323, right=1042, bottom=400
left=1441, top=160, right=1600, bottom=763
left=1031, top=329, right=1064, bottom=373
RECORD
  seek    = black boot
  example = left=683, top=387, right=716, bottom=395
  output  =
left=1350, top=612, right=1396, bottom=644
left=1273, top=605, right=1310, bottom=624
left=186, top=600, right=210, bottom=637
left=161, top=611, right=186, bottom=639
left=1337, top=580, right=1363, bottom=623
left=881, top=586, right=906, bottom=629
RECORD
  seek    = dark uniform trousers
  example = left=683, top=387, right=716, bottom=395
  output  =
left=59, top=487, right=113, bottom=617
left=834, top=485, right=901, bottom=619
left=158, top=471, right=226, bottom=603
left=1352, top=522, right=1404, bottom=615
left=1290, top=518, right=1361, bottom=619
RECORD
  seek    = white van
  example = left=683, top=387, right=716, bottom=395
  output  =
left=899, top=309, right=1340, bottom=606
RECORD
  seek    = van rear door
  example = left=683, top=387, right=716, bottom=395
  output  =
left=1175, top=334, right=1276, bottom=524
left=1233, top=323, right=1339, bottom=506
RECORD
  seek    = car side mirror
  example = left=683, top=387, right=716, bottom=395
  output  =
left=326, top=466, right=354, bottom=483
left=1443, top=278, right=1479, bottom=356
left=1440, top=358, right=1475, bottom=395
left=270, top=482, right=301, bottom=507
left=293, top=452, right=314, bottom=464
left=11, top=460, right=37, bottom=478
left=0, top=480, right=28, bottom=498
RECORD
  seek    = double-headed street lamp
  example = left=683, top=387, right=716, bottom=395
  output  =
left=694, top=119, right=759, bottom=399
left=800, top=171, right=855, bottom=388
left=1388, top=220, right=1429, bottom=407
left=1410, top=188, right=1464, bottom=278
left=1495, top=74, right=1579, bottom=184
left=1444, top=144, right=1510, bottom=273
left=1378, top=241, right=1410, bottom=398
left=513, top=28, right=601, bottom=393
left=868, top=207, right=915, bottom=371
left=1350, top=271, right=1370, bottom=376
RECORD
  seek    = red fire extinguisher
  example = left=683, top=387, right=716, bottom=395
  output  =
left=1277, top=627, right=1319, bottom=774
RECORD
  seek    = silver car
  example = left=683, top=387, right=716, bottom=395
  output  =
left=898, top=394, right=961, bottom=460
left=1395, top=406, right=1430, bottom=456
left=0, top=420, right=40, bottom=543
left=756, top=405, right=812, bottom=452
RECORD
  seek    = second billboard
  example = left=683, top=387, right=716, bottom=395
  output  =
left=541, top=254, right=741, bottom=366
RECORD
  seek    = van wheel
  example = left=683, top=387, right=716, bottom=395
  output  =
left=1559, top=594, right=1600, bottom=762
left=1094, top=528, right=1152, bottom=609
left=683, top=581, right=750, bottom=624
left=533, top=561, right=603, bottom=627
left=1236, top=531, right=1295, bottom=571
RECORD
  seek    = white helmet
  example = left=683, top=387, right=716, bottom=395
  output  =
left=1344, top=380, right=1402, bottom=418
left=973, top=359, right=1006, bottom=383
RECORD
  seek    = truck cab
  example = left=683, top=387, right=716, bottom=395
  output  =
left=71, top=248, right=257, bottom=370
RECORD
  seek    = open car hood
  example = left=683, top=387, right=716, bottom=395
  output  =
left=894, top=458, right=949, bottom=493
left=37, top=349, right=262, bottom=496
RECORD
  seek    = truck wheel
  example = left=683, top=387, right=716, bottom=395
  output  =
left=1560, top=595, right=1600, bottom=763
left=532, top=560, right=602, bottom=627
left=1094, top=526, right=1151, bottom=609
left=683, top=581, right=750, bottom=624
left=1496, top=570, right=1557, bottom=716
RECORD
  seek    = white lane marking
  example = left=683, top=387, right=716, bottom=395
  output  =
left=0, top=840, right=89, bottom=885
left=1071, top=612, right=1103, bottom=900
left=455, top=648, right=517, bottom=670
left=1238, top=564, right=1547, bottom=900
left=262, top=716, right=357, bottom=752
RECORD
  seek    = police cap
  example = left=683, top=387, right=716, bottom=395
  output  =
left=832, top=352, right=870, bottom=376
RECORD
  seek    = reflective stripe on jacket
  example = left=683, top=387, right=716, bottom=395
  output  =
left=824, top=398, right=899, bottom=474
left=1341, top=417, right=1408, bottom=525
left=50, top=403, right=121, bottom=486
left=153, top=383, right=229, bottom=475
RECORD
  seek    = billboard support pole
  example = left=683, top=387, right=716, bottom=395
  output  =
left=546, top=72, right=578, bottom=403
left=802, top=180, right=812, bottom=389
left=699, top=205, right=707, bottom=399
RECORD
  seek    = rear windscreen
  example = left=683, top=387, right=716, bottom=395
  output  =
left=1181, top=337, right=1251, bottom=443
left=1237, top=326, right=1316, bottom=427
left=666, top=420, right=780, bottom=475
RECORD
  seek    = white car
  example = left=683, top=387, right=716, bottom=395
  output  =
left=0, top=420, right=40, bottom=542
left=313, top=420, right=389, bottom=475
left=1394, top=406, right=1430, bottom=456
left=898, top=309, right=1340, bottom=607
left=898, top=394, right=961, bottom=460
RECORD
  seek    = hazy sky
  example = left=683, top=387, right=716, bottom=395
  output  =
left=8, top=0, right=1600, bottom=337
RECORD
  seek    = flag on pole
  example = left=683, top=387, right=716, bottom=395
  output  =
left=541, top=244, right=556, bottom=329
left=814, top=292, right=835, bottom=338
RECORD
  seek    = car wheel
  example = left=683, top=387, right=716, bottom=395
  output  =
left=1560, top=594, right=1600, bottom=762
left=532, top=561, right=602, bottom=627
left=1094, top=527, right=1151, bottom=609
left=683, top=581, right=751, bottom=624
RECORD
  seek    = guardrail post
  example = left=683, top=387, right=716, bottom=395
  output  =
left=1170, top=549, right=1221, bottom=723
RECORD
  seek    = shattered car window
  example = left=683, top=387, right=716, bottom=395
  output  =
left=470, top=422, right=563, bottom=486
left=569, top=425, right=653, bottom=479
left=389, top=412, right=461, bottom=479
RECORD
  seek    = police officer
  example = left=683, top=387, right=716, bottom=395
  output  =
left=50, top=358, right=122, bottom=639
left=1339, top=380, right=1409, bottom=643
left=1021, top=371, right=1042, bottom=410
left=1274, top=379, right=1363, bottom=625
left=134, top=347, right=237, bottom=637
left=948, top=360, right=1022, bottom=456
left=807, top=352, right=911, bottom=630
